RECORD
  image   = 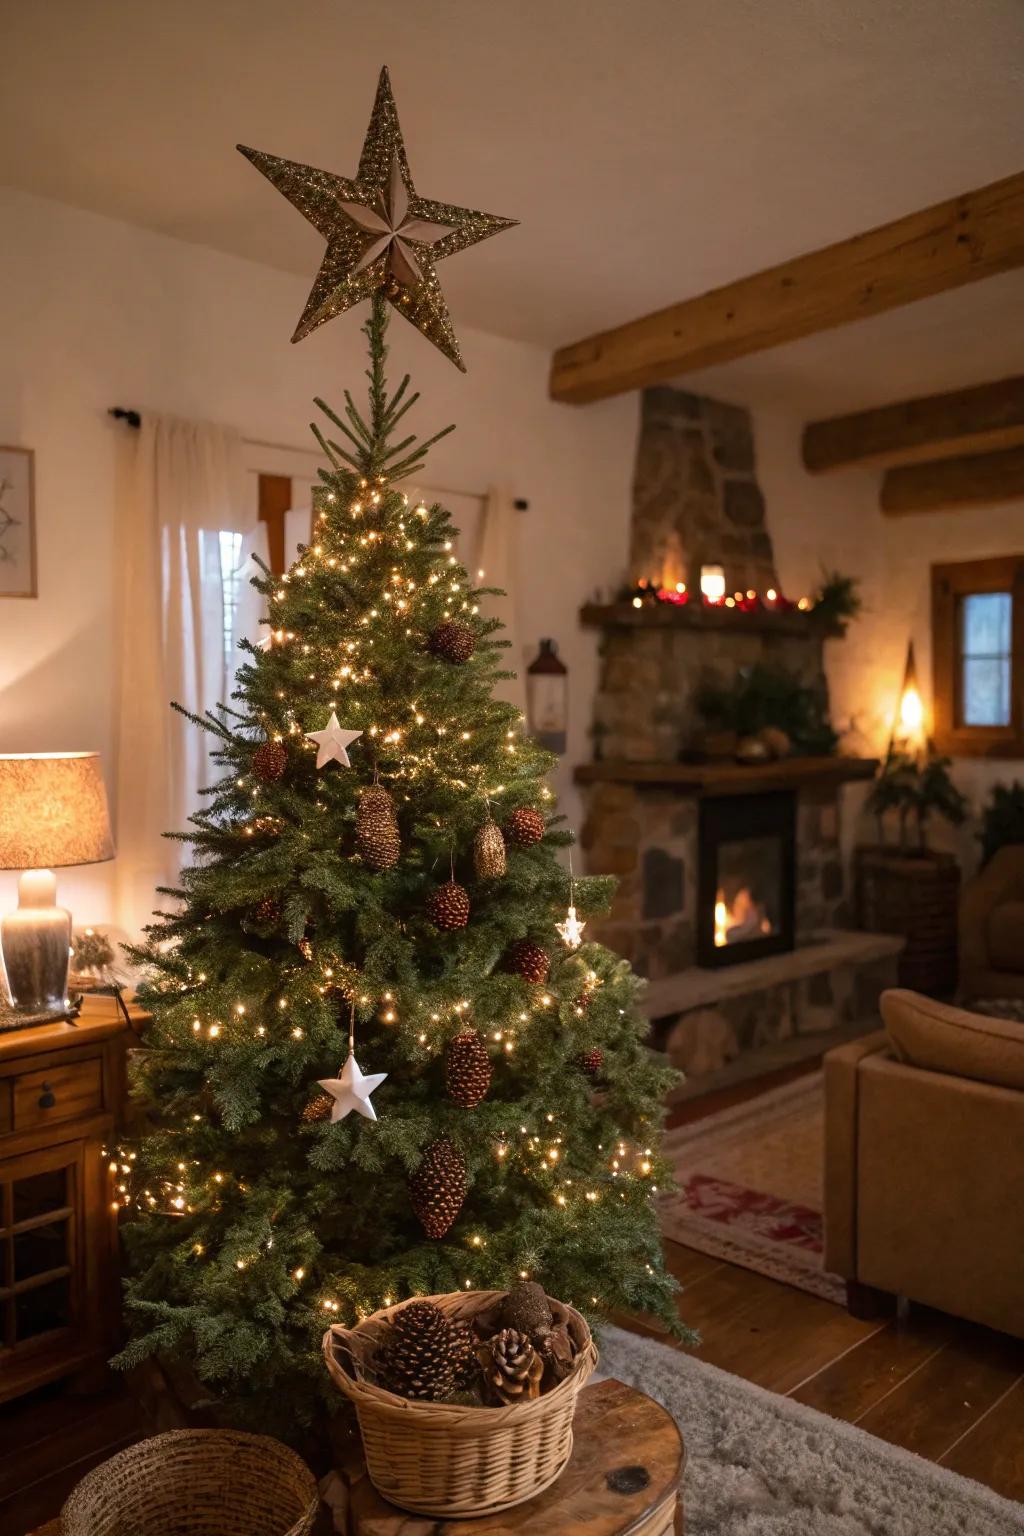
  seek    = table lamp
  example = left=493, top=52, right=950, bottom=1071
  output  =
left=0, top=753, right=114, bottom=1016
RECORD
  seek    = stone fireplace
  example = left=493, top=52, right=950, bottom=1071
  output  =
left=576, top=386, right=896, bottom=1084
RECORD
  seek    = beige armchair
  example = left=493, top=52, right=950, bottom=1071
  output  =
left=960, top=843, right=1024, bottom=1001
left=824, top=988, right=1024, bottom=1338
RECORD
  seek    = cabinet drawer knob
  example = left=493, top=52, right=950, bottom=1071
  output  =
left=38, top=1082, right=56, bottom=1110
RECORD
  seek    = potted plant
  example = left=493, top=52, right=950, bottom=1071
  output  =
left=857, top=751, right=967, bottom=995
left=978, top=780, right=1024, bottom=867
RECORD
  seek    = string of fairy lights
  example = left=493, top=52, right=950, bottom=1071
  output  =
left=115, top=471, right=663, bottom=1319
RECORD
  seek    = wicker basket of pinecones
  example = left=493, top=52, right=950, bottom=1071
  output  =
left=322, top=1284, right=597, bottom=1517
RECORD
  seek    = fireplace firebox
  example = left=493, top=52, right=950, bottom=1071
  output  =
left=697, top=791, right=796, bottom=968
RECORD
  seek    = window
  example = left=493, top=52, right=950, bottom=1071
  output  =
left=932, top=556, right=1024, bottom=756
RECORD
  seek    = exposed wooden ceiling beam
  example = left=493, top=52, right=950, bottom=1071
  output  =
left=549, top=170, right=1024, bottom=404
left=881, top=446, right=1024, bottom=515
left=803, top=375, right=1024, bottom=473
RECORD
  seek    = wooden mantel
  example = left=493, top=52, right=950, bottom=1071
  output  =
left=550, top=169, right=1024, bottom=404
left=580, top=601, right=844, bottom=639
left=574, top=755, right=878, bottom=798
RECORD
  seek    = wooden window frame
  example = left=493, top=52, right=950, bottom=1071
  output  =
left=932, top=555, right=1024, bottom=757
left=257, top=472, right=293, bottom=576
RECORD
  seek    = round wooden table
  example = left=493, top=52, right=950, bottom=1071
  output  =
left=30, top=1378, right=685, bottom=1536
left=326, top=1377, right=685, bottom=1535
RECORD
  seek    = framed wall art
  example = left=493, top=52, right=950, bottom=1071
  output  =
left=0, top=446, right=37, bottom=599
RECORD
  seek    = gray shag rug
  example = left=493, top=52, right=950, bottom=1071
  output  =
left=599, top=1327, right=1024, bottom=1535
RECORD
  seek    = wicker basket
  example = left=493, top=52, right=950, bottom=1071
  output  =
left=323, top=1288, right=598, bottom=1517
left=60, top=1428, right=319, bottom=1536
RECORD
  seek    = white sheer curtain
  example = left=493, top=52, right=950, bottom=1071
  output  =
left=113, top=416, right=248, bottom=938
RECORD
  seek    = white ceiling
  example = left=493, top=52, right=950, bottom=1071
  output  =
left=2, top=0, right=1023, bottom=414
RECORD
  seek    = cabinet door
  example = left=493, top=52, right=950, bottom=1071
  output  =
left=0, top=1141, right=86, bottom=1363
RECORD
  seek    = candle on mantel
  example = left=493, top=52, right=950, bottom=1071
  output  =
left=700, top=564, right=726, bottom=603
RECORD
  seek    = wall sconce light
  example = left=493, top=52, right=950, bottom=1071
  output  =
left=890, top=640, right=926, bottom=758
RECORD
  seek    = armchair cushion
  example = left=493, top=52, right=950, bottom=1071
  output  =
left=987, top=901, right=1024, bottom=972
left=881, top=986, right=1024, bottom=1091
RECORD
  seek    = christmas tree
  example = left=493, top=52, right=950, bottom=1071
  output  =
left=115, top=69, right=687, bottom=1435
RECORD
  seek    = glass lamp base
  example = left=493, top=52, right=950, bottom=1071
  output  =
left=0, top=870, right=72, bottom=1013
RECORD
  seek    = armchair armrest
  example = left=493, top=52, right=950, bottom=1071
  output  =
left=823, top=1030, right=889, bottom=1277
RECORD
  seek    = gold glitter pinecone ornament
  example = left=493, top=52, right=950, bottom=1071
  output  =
left=428, top=619, right=476, bottom=664
left=473, top=819, right=506, bottom=880
left=426, top=880, right=470, bottom=931
left=482, top=1328, right=544, bottom=1404
left=301, top=1089, right=334, bottom=1125
left=504, top=938, right=550, bottom=985
left=577, top=1047, right=605, bottom=1080
left=252, top=739, right=287, bottom=783
left=445, top=1029, right=492, bottom=1108
left=356, top=783, right=401, bottom=871
left=376, top=1300, right=457, bottom=1402
left=409, top=1137, right=466, bottom=1238
left=250, top=894, right=283, bottom=928
left=503, top=806, right=545, bottom=846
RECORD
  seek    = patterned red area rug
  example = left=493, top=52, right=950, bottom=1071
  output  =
left=660, top=1073, right=846, bottom=1303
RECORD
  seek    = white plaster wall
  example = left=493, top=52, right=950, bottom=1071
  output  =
left=758, top=407, right=1024, bottom=875
left=0, top=188, right=636, bottom=928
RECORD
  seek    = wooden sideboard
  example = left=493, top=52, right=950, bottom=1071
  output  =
left=0, top=994, right=146, bottom=1403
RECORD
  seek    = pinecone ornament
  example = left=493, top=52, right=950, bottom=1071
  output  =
left=426, top=880, right=470, bottom=931
left=356, top=783, right=401, bottom=871
left=505, top=938, right=550, bottom=984
left=428, top=619, right=476, bottom=663
left=577, top=1047, right=604, bottom=1080
left=252, top=739, right=287, bottom=783
left=503, top=807, right=545, bottom=846
left=301, top=1089, right=333, bottom=1124
left=473, top=819, right=507, bottom=880
left=445, top=1030, right=492, bottom=1108
left=409, top=1137, right=467, bottom=1238
left=483, top=1328, right=544, bottom=1404
left=377, top=1300, right=457, bottom=1401
left=250, top=895, right=282, bottom=928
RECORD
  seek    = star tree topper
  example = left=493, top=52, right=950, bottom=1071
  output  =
left=307, top=711, right=362, bottom=769
left=238, top=66, right=517, bottom=368
left=317, top=1053, right=388, bottom=1123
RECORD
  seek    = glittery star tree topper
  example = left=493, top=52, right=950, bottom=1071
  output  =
left=238, top=66, right=517, bottom=369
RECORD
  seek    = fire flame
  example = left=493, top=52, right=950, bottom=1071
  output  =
left=714, top=887, right=773, bottom=948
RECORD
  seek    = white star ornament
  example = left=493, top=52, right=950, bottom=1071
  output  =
left=317, top=1053, right=388, bottom=1123
left=306, top=711, right=362, bottom=769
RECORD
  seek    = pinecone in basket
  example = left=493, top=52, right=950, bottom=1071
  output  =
left=504, top=938, right=550, bottom=985
left=500, top=1281, right=553, bottom=1342
left=428, top=619, right=476, bottom=664
left=426, top=880, right=470, bottom=931
left=377, top=1300, right=458, bottom=1401
left=473, top=819, right=507, bottom=880
left=502, top=806, right=545, bottom=847
left=481, top=1328, right=545, bottom=1404
left=252, top=739, right=287, bottom=783
left=356, top=783, right=401, bottom=871
left=445, top=1030, right=492, bottom=1108
left=450, top=1319, right=480, bottom=1390
left=409, top=1137, right=467, bottom=1238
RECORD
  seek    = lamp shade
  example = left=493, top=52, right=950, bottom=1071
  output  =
left=0, top=753, right=114, bottom=870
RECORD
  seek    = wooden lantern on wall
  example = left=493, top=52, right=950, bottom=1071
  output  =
left=527, top=640, right=569, bottom=755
